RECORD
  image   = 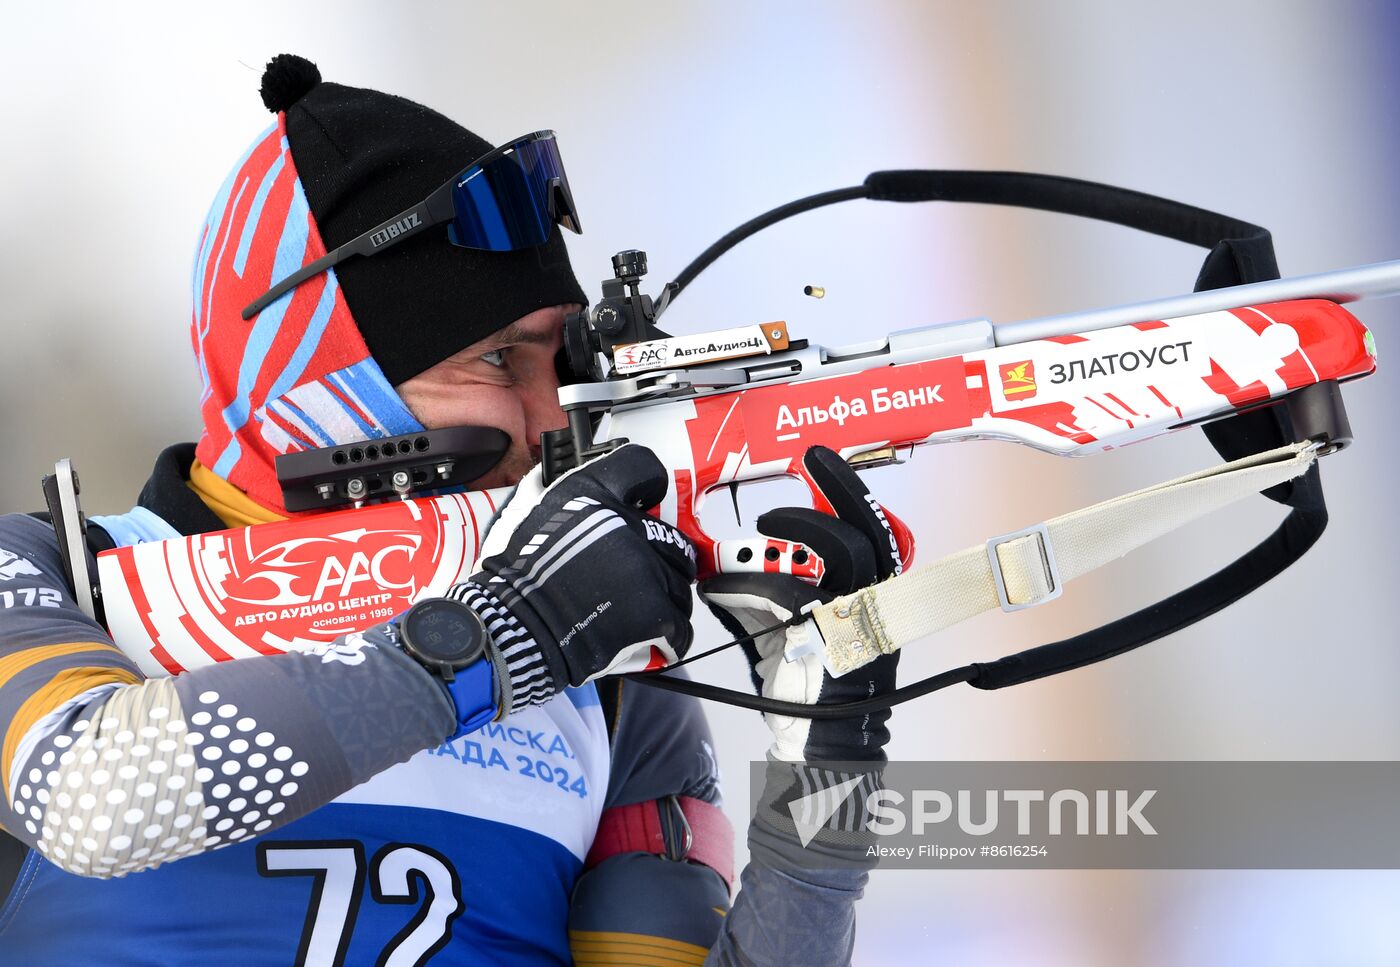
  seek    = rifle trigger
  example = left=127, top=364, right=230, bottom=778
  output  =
left=728, top=482, right=742, bottom=526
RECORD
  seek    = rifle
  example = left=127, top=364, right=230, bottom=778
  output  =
left=54, top=172, right=1398, bottom=711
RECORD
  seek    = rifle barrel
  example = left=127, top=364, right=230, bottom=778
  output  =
left=995, top=258, right=1400, bottom=346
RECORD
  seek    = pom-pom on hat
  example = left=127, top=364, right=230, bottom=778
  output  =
left=190, top=54, right=586, bottom=511
left=259, top=53, right=322, bottom=112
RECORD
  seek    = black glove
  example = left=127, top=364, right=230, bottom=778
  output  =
left=452, top=445, right=697, bottom=714
left=700, top=446, right=900, bottom=762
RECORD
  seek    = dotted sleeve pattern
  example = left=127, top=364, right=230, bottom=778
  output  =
left=8, top=622, right=455, bottom=878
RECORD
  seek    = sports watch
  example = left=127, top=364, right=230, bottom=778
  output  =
left=396, top=598, right=498, bottom=732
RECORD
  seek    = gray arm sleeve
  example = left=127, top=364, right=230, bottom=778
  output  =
left=0, top=513, right=455, bottom=879
left=703, top=758, right=883, bottom=967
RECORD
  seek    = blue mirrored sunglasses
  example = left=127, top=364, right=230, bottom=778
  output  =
left=242, top=130, right=582, bottom=320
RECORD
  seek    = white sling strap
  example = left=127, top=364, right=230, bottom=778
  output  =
left=801, top=441, right=1321, bottom=676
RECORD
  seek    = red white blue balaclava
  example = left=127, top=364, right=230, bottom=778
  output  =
left=192, top=117, right=421, bottom=511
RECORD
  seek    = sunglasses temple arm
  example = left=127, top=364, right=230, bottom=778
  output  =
left=241, top=252, right=341, bottom=320
left=240, top=193, right=452, bottom=320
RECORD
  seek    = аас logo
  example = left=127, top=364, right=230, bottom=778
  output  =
left=217, top=528, right=424, bottom=609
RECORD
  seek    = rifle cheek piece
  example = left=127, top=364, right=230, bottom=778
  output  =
left=273, top=426, right=511, bottom=511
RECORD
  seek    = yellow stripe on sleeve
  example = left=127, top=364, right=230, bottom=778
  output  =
left=2, top=663, right=141, bottom=797
left=0, top=641, right=130, bottom=693
left=569, top=930, right=710, bottom=966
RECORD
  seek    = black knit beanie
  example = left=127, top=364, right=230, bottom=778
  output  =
left=258, top=54, right=588, bottom=386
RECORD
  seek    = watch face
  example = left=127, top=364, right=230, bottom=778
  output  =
left=402, top=599, right=485, bottom=666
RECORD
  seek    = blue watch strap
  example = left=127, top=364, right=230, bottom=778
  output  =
left=447, top=656, right=497, bottom=735
left=390, top=607, right=498, bottom=737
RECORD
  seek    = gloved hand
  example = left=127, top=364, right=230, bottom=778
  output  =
left=450, top=444, right=698, bottom=714
left=700, top=446, right=901, bottom=762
